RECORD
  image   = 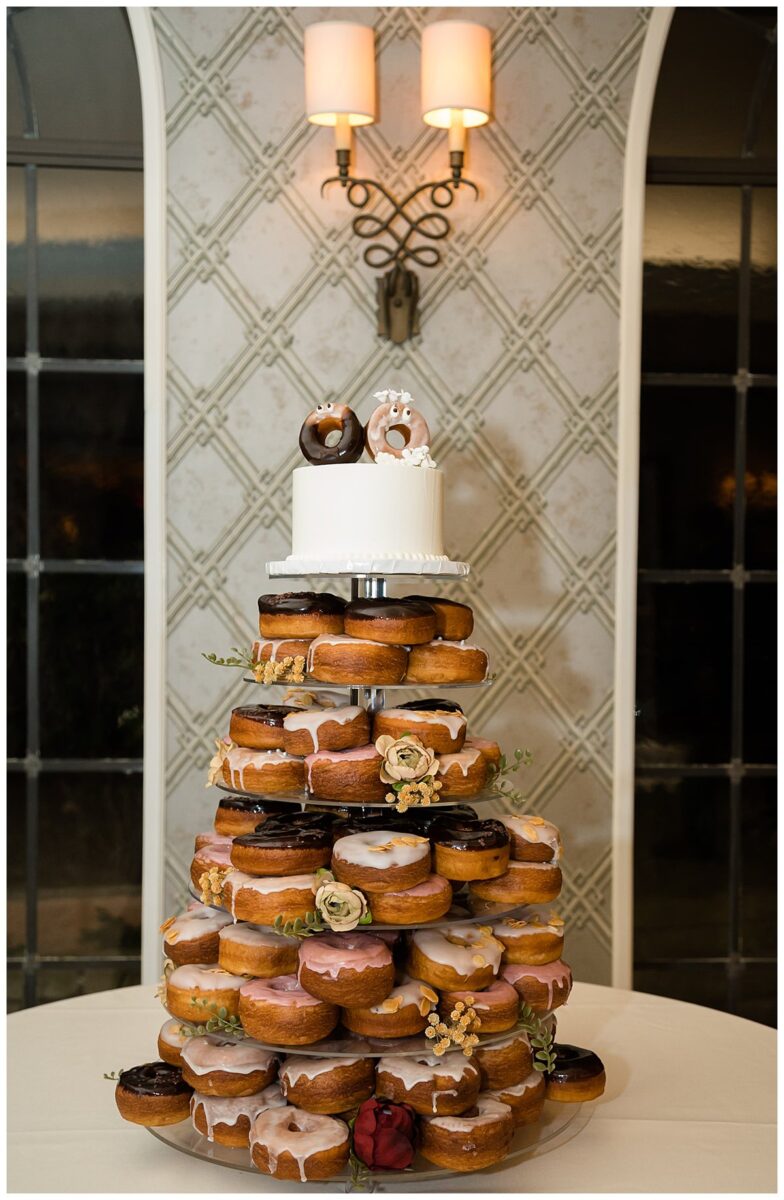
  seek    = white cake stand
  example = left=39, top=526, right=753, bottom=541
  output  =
left=267, top=557, right=470, bottom=578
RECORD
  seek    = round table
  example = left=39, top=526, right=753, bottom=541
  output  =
left=7, top=981, right=775, bottom=1193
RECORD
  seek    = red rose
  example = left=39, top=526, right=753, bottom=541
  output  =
left=353, top=1098, right=417, bottom=1171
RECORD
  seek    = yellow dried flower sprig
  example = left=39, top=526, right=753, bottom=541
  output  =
left=424, top=998, right=481, bottom=1057
left=199, top=867, right=230, bottom=907
left=253, top=655, right=306, bottom=685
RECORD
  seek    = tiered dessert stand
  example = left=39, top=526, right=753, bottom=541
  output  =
left=151, top=562, right=587, bottom=1188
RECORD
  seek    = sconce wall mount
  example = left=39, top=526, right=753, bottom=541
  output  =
left=305, top=20, right=492, bottom=344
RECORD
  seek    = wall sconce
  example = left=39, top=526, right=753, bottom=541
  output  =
left=305, top=20, right=492, bottom=344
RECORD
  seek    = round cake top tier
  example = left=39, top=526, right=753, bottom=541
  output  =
left=268, top=463, right=469, bottom=578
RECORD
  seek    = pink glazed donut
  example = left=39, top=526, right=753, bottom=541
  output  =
left=365, top=395, right=430, bottom=460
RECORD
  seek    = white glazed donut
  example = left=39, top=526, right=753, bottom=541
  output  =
left=365, top=393, right=431, bottom=461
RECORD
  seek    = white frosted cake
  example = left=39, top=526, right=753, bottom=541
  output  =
left=267, top=390, right=469, bottom=576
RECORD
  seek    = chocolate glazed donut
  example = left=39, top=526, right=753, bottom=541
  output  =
left=299, top=402, right=364, bottom=465
left=546, top=1044, right=606, bottom=1102
left=119, top=1063, right=192, bottom=1097
left=429, top=815, right=511, bottom=882
left=398, top=698, right=464, bottom=714
left=230, top=812, right=335, bottom=876
left=257, top=592, right=346, bottom=617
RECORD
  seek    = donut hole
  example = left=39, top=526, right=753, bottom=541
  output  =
left=317, top=418, right=344, bottom=448
left=385, top=424, right=411, bottom=450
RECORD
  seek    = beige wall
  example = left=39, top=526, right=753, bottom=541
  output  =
left=152, top=6, right=651, bottom=983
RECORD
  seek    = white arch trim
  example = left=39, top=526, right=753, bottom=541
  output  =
left=613, top=7, right=674, bottom=989
left=127, top=7, right=168, bottom=985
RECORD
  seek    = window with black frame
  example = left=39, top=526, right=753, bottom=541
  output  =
left=6, top=7, right=144, bottom=1010
left=634, top=7, right=777, bottom=1026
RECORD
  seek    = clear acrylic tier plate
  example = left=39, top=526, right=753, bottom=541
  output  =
left=213, top=780, right=502, bottom=809
left=148, top=1100, right=588, bottom=1188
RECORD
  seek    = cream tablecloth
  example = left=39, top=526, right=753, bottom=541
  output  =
left=7, top=981, right=776, bottom=1193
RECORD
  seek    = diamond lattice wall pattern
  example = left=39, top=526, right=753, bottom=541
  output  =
left=152, top=6, right=652, bottom=983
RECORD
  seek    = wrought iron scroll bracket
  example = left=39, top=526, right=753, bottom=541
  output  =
left=320, top=174, right=479, bottom=344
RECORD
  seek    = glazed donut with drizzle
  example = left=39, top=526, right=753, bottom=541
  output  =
left=165, top=963, right=246, bottom=1023
left=180, top=1036, right=278, bottom=1097
left=191, top=1081, right=285, bottom=1147
left=307, top=633, right=408, bottom=685
left=223, top=871, right=318, bottom=926
left=376, top=1054, right=481, bottom=1116
left=407, top=925, right=504, bottom=992
left=229, top=705, right=299, bottom=752
left=340, top=977, right=439, bottom=1038
left=279, top=1056, right=376, bottom=1114
left=297, top=931, right=395, bottom=1008
left=492, top=909, right=565, bottom=965
left=282, top=704, right=369, bottom=755
left=501, top=959, right=573, bottom=1013
left=419, top=1096, right=515, bottom=1172
left=218, top=922, right=299, bottom=978
left=238, top=975, right=338, bottom=1045
left=373, top=704, right=467, bottom=754
left=250, top=1106, right=351, bottom=1181
left=160, top=904, right=233, bottom=966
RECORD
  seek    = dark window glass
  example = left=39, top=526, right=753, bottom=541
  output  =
left=7, top=573, right=26, bottom=759
left=638, top=388, right=734, bottom=569
left=635, top=777, right=730, bottom=960
left=7, top=772, right=26, bottom=956
left=740, top=776, right=777, bottom=960
left=648, top=8, right=777, bottom=158
left=642, top=186, right=740, bottom=374
left=743, top=584, right=777, bottom=764
left=39, top=575, right=144, bottom=757
left=7, top=166, right=26, bottom=357
left=734, top=960, right=776, bottom=1028
left=38, top=168, right=143, bottom=360
left=7, top=371, right=27, bottom=558
left=636, top=582, right=733, bottom=764
left=746, top=390, right=777, bottom=570
left=634, top=961, right=730, bottom=1014
left=37, top=773, right=142, bottom=958
left=40, top=372, right=144, bottom=559
left=37, top=961, right=141, bottom=1006
left=7, top=968, right=24, bottom=1014
left=750, top=188, right=777, bottom=373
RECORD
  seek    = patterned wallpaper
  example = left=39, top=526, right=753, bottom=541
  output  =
left=152, top=6, right=651, bottom=983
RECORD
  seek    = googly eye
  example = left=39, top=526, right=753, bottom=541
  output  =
left=390, top=405, right=399, bottom=417
left=403, top=408, right=411, bottom=419
left=316, top=404, right=324, bottom=413
left=326, top=402, right=334, bottom=411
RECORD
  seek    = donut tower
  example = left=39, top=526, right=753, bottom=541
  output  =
left=114, top=389, right=606, bottom=1184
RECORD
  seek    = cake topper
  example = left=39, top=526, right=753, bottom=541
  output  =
left=365, top=389, right=436, bottom=467
left=298, top=401, right=364, bottom=465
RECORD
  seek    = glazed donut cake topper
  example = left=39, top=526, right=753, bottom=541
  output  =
left=365, top=389, right=435, bottom=467
left=299, top=400, right=364, bottom=465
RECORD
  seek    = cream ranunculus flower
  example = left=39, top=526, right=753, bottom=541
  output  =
left=206, top=737, right=234, bottom=787
left=314, top=880, right=369, bottom=932
left=375, top=734, right=437, bottom=784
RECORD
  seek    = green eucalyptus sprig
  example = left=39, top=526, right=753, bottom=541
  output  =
left=272, top=911, right=327, bottom=938
left=188, top=997, right=245, bottom=1038
left=103, top=1069, right=125, bottom=1080
left=488, top=747, right=533, bottom=808
left=516, top=1002, right=557, bottom=1073
left=202, top=647, right=255, bottom=672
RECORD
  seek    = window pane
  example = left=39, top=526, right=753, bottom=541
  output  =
left=7, top=371, right=27, bottom=559
left=746, top=390, right=777, bottom=570
left=648, top=8, right=777, bottom=158
left=37, top=961, right=141, bottom=1006
left=7, top=166, right=26, bottom=357
left=7, top=573, right=27, bottom=759
left=743, top=584, right=777, bottom=764
left=741, top=777, right=777, bottom=960
left=636, top=582, right=733, bottom=764
left=37, top=773, right=142, bottom=958
left=7, top=968, right=24, bottom=1014
left=7, top=8, right=142, bottom=145
left=735, top=961, right=776, bottom=1029
left=7, top=772, right=26, bottom=958
left=634, top=961, right=730, bottom=1015
left=39, top=574, right=143, bottom=757
left=38, top=168, right=143, bottom=359
left=40, top=372, right=143, bottom=559
left=635, top=777, right=730, bottom=960
left=750, top=189, right=777, bottom=374
left=638, top=387, right=734, bottom=569
left=642, top=186, right=739, bottom=373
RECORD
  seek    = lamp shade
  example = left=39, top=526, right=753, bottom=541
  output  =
left=305, top=21, right=376, bottom=127
left=421, top=20, right=492, bottom=129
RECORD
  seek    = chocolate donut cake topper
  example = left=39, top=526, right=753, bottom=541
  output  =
left=299, top=400, right=364, bottom=465
left=365, top=389, right=436, bottom=467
